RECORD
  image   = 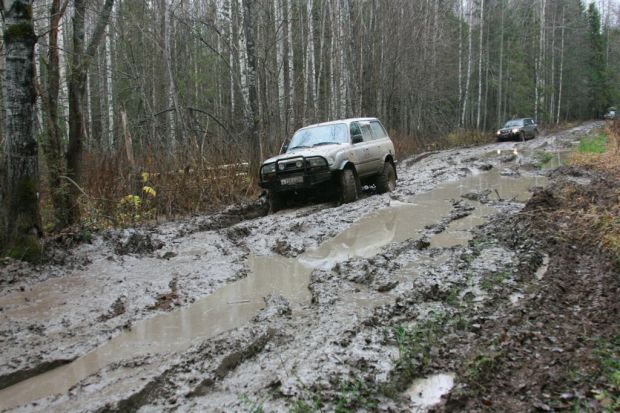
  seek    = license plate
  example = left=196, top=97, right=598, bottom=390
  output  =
left=280, top=176, right=303, bottom=185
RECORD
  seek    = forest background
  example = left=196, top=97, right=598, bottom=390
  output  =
left=0, top=0, right=619, bottom=259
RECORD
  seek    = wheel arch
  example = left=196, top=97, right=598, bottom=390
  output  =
left=337, top=160, right=358, bottom=175
left=384, top=154, right=397, bottom=180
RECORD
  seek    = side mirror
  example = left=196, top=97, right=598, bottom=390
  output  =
left=281, top=143, right=288, bottom=153
left=352, top=134, right=363, bottom=144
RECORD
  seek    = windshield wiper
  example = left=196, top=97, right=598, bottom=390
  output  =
left=312, top=142, right=339, bottom=147
left=288, top=145, right=310, bottom=150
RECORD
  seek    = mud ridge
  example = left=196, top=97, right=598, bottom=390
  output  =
left=0, top=358, right=75, bottom=392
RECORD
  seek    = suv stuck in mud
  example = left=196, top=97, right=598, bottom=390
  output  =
left=259, top=118, right=397, bottom=212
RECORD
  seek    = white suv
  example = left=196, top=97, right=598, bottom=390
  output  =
left=259, top=118, right=397, bottom=212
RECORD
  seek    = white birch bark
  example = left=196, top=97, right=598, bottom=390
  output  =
left=275, top=0, right=284, bottom=124
left=1, top=0, right=42, bottom=254
left=105, top=20, right=114, bottom=149
left=305, top=0, right=316, bottom=120
left=535, top=0, right=546, bottom=122
left=497, top=2, right=504, bottom=127
left=237, top=0, right=249, bottom=108
left=476, top=0, right=484, bottom=130
left=286, top=0, right=294, bottom=125
left=556, top=7, right=565, bottom=124
left=458, top=0, right=463, bottom=118
left=461, top=2, right=473, bottom=128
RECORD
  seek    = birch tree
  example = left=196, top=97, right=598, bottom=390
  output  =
left=1, top=0, right=41, bottom=260
left=242, top=0, right=261, bottom=175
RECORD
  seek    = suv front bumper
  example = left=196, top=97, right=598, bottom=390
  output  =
left=259, top=156, right=333, bottom=192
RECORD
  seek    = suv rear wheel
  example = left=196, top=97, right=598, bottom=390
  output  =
left=338, top=169, right=358, bottom=204
left=375, top=162, right=396, bottom=193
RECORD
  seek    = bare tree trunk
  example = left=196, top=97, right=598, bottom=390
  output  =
left=458, top=0, right=463, bottom=123
left=549, top=9, right=556, bottom=121
left=556, top=7, right=565, bottom=124
left=163, top=2, right=187, bottom=149
left=461, top=2, right=473, bottom=128
left=1, top=0, right=42, bottom=260
left=476, top=0, right=484, bottom=130
left=305, top=0, right=316, bottom=122
left=497, top=1, right=504, bottom=128
left=65, top=0, right=115, bottom=227
left=41, top=0, right=69, bottom=229
left=534, top=0, right=546, bottom=122
left=242, top=0, right=261, bottom=179
left=282, top=0, right=292, bottom=136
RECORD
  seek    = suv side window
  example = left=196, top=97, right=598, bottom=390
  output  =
left=350, top=122, right=361, bottom=140
left=370, top=121, right=387, bottom=140
left=360, top=124, right=373, bottom=141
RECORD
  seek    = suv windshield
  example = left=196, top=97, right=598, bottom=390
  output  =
left=287, top=123, right=348, bottom=151
left=503, top=120, right=524, bottom=128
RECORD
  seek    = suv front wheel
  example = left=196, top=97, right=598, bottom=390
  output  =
left=375, top=162, right=396, bottom=193
left=269, top=190, right=286, bottom=213
left=338, top=169, right=358, bottom=204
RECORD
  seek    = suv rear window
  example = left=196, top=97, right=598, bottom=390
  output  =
left=370, top=121, right=388, bottom=139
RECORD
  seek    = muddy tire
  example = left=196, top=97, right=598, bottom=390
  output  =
left=268, top=190, right=286, bottom=213
left=338, top=169, right=358, bottom=204
left=375, top=162, right=396, bottom=194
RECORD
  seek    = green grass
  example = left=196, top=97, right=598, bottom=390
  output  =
left=593, top=338, right=620, bottom=412
left=578, top=132, right=608, bottom=154
left=334, top=378, right=379, bottom=413
left=534, top=151, right=554, bottom=166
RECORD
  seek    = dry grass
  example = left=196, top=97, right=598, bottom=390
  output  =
left=66, top=128, right=493, bottom=228
left=570, top=120, right=620, bottom=178
left=562, top=120, right=620, bottom=261
left=391, top=129, right=494, bottom=159
left=40, top=144, right=258, bottom=230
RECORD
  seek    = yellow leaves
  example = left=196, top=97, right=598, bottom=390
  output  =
left=142, top=172, right=150, bottom=182
left=142, top=186, right=156, bottom=197
left=116, top=190, right=156, bottom=226
left=120, top=194, right=141, bottom=208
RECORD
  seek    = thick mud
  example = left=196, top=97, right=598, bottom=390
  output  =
left=1, top=122, right=615, bottom=412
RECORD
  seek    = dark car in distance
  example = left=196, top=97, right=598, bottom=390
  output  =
left=496, top=118, right=538, bottom=141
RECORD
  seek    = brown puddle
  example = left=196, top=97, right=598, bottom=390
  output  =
left=0, top=276, right=88, bottom=320
left=0, top=169, right=546, bottom=410
left=0, top=256, right=310, bottom=410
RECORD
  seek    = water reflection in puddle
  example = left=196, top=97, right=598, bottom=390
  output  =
left=541, top=151, right=571, bottom=169
left=0, top=169, right=546, bottom=410
left=405, top=373, right=455, bottom=409
left=0, top=256, right=311, bottom=410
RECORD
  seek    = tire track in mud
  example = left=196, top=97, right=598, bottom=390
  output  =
left=0, top=122, right=605, bottom=411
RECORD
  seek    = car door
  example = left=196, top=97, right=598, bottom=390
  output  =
left=525, top=118, right=535, bottom=138
left=368, top=120, right=390, bottom=172
left=350, top=122, right=373, bottom=176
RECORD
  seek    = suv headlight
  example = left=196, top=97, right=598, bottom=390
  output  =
left=307, top=157, right=328, bottom=168
left=511, top=128, right=520, bottom=133
left=261, top=162, right=276, bottom=178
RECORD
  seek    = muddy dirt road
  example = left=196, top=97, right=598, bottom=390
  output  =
left=1, top=121, right=616, bottom=412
